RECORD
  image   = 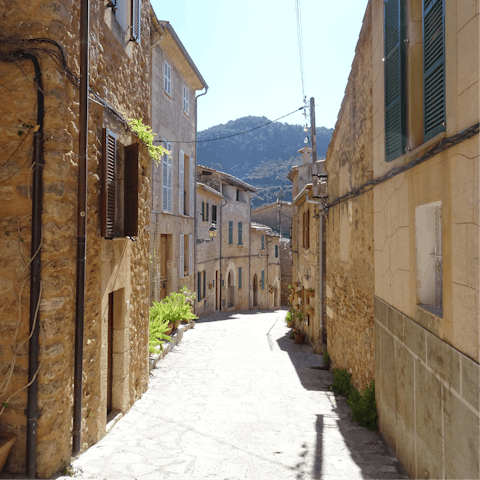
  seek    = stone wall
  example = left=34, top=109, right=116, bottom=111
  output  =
left=0, top=1, right=152, bottom=476
left=324, top=2, right=374, bottom=392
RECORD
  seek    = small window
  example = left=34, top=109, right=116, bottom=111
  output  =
left=238, top=222, right=243, bottom=245
left=261, top=234, right=265, bottom=250
left=236, top=189, right=240, bottom=201
left=416, top=201, right=442, bottom=316
left=303, top=210, right=310, bottom=249
left=261, top=270, right=265, bottom=290
left=212, top=205, right=217, bottom=223
left=164, top=61, right=171, bottom=95
left=238, top=267, right=242, bottom=290
left=275, top=244, right=278, bottom=258
left=183, top=86, right=189, bottom=114
left=206, top=202, right=209, bottom=222
left=228, top=221, right=233, bottom=244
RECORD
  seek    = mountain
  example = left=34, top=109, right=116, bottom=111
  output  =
left=197, top=116, right=333, bottom=208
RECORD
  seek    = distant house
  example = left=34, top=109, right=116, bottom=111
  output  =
left=196, top=166, right=280, bottom=315
left=149, top=12, right=207, bottom=303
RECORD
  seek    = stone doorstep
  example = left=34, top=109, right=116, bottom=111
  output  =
left=148, top=321, right=196, bottom=372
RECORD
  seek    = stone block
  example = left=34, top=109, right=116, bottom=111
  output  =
left=426, top=331, right=460, bottom=393
left=461, top=354, right=479, bottom=410
left=395, top=341, right=414, bottom=430
left=452, top=283, right=478, bottom=360
left=403, top=315, right=426, bottom=362
left=386, top=302, right=404, bottom=342
left=395, top=414, right=415, bottom=478
left=380, top=327, right=396, bottom=413
left=414, top=361, right=442, bottom=479
left=443, top=387, right=479, bottom=479
left=414, top=305, right=441, bottom=337
left=374, top=295, right=387, bottom=326
left=451, top=223, right=468, bottom=285
left=392, top=270, right=403, bottom=312
left=113, top=328, right=128, bottom=354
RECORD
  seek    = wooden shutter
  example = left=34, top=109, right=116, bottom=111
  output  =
left=179, top=150, right=184, bottom=215
left=162, top=140, right=168, bottom=211
left=102, top=128, right=116, bottom=238
left=202, top=201, right=205, bottom=221
left=167, top=142, right=172, bottom=213
left=189, top=234, right=193, bottom=276
left=197, top=272, right=201, bottom=299
left=261, top=270, right=265, bottom=290
left=131, top=0, right=141, bottom=43
left=238, top=267, right=242, bottom=289
left=124, top=143, right=139, bottom=237
left=203, top=270, right=206, bottom=298
left=238, top=222, right=242, bottom=245
left=384, top=0, right=407, bottom=161
left=423, top=0, right=445, bottom=141
left=189, top=157, right=195, bottom=217
left=229, top=221, right=233, bottom=244
left=179, top=234, right=184, bottom=278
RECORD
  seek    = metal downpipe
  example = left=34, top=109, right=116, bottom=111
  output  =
left=73, top=0, right=90, bottom=456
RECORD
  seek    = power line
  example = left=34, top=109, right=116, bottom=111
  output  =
left=158, top=107, right=304, bottom=145
left=294, top=0, right=305, bottom=100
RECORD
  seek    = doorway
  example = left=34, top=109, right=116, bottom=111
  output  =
left=253, top=274, right=258, bottom=307
left=228, top=271, right=234, bottom=308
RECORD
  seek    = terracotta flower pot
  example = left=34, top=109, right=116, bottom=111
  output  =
left=294, top=333, right=305, bottom=344
left=286, top=320, right=294, bottom=328
left=0, top=433, right=16, bottom=474
left=165, top=324, right=173, bottom=336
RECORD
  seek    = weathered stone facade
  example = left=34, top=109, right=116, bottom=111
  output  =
left=0, top=1, right=152, bottom=476
left=149, top=13, right=207, bottom=304
left=323, top=2, right=375, bottom=392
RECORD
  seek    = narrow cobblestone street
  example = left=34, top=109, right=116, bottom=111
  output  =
left=62, top=310, right=408, bottom=480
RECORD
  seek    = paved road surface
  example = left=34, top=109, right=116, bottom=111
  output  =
left=59, top=309, right=408, bottom=480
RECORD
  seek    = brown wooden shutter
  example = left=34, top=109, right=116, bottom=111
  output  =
left=124, top=142, right=139, bottom=237
left=102, top=128, right=116, bottom=238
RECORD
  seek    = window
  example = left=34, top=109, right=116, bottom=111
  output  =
left=206, top=202, right=209, bottom=222
left=238, top=222, right=243, bottom=245
left=101, top=128, right=139, bottom=239
left=229, top=221, right=233, bottom=244
left=130, top=0, right=141, bottom=42
left=179, top=234, right=189, bottom=278
left=423, top=0, right=446, bottom=141
left=203, top=270, right=206, bottom=299
left=162, top=140, right=172, bottom=213
left=212, top=205, right=217, bottom=223
left=238, top=267, right=242, bottom=289
left=384, top=0, right=407, bottom=161
left=183, top=86, right=189, bottom=114
left=303, top=210, right=310, bottom=249
left=261, top=270, right=265, bottom=290
left=415, top=201, right=442, bottom=315
left=179, top=150, right=184, bottom=215
left=189, top=157, right=195, bottom=217
left=164, top=61, right=171, bottom=95
left=275, top=244, right=279, bottom=258
left=197, top=271, right=202, bottom=300
left=183, top=234, right=192, bottom=276
left=236, top=189, right=240, bottom=201
left=261, top=234, right=265, bottom=250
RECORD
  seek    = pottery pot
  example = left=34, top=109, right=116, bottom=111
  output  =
left=294, top=333, right=305, bottom=344
left=0, top=433, right=16, bottom=474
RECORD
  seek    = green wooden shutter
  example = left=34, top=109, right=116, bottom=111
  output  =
left=261, top=270, right=265, bottom=290
left=202, top=201, right=205, bottom=221
left=206, top=202, right=209, bottom=222
left=203, top=270, right=206, bottom=298
left=384, top=0, right=407, bottom=161
left=229, top=221, right=233, bottom=244
left=238, top=267, right=242, bottom=289
left=423, top=0, right=445, bottom=141
left=197, top=272, right=201, bottom=300
left=238, top=222, right=242, bottom=245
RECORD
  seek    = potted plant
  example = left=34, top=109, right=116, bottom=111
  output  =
left=0, top=433, right=16, bottom=474
left=285, top=309, right=294, bottom=328
left=294, top=331, right=305, bottom=344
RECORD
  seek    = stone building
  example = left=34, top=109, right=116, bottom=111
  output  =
left=288, top=148, right=327, bottom=353
left=0, top=1, right=153, bottom=477
left=251, top=201, right=293, bottom=305
left=321, top=0, right=479, bottom=478
left=195, top=165, right=280, bottom=315
left=149, top=12, right=207, bottom=303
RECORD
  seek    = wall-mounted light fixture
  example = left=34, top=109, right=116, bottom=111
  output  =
left=197, top=223, right=218, bottom=244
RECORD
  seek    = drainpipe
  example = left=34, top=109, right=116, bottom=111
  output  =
left=73, top=0, right=89, bottom=456
left=319, top=210, right=324, bottom=344
left=24, top=52, right=44, bottom=480
left=194, top=87, right=208, bottom=312
left=219, top=197, right=227, bottom=310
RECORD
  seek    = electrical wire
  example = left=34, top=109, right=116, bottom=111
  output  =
left=158, top=107, right=304, bottom=145
left=294, top=0, right=305, bottom=101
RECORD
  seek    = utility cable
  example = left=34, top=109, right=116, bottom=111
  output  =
left=156, top=107, right=304, bottom=145
left=294, top=0, right=305, bottom=100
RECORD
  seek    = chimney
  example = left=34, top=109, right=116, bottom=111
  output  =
left=297, top=146, right=312, bottom=165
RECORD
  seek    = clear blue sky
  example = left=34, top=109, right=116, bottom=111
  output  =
left=150, top=0, right=369, bottom=132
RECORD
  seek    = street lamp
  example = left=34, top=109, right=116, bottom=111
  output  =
left=209, top=223, right=218, bottom=238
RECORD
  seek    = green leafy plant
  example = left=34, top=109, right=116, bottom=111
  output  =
left=330, top=369, right=378, bottom=431
left=149, top=301, right=172, bottom=354
left=127, top=118, right=169, bottom=163
left=323, top=351, right=330, bottom=366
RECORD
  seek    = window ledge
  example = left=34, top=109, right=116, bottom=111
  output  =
left=418, top=304, right=443, bottom=319
left=183, top=110, right=189, bottom=117
left=390, top=131, right=448, bottom=165
left=164, top=90, right=172, bottom=99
